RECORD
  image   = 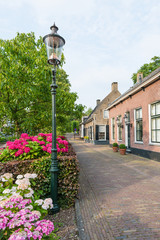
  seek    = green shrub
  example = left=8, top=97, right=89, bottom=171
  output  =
left=112, top=142, right=118, bottom=147
left=119, top=144, right=126, bottom=149
left=0, top=154, right=79, bottom=209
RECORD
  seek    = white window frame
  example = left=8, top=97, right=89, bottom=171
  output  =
left=98, top=125, right=106, bottom=141
left=149, top=101, right=160, bottom=146
left=111, top=118, right=115, bottom=141
left=117, top=115, right=122, bottom=141
left=134, top=108, right=143, bottom=144
left=103, top=110, right=109, bottom=119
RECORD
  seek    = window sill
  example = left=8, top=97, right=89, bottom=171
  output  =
left=149, top=143, right=160, bottom=146
left=134, top=141, right=143, bottom=144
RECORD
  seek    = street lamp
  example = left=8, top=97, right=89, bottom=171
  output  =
left=43, top=23, right=65, bottom=214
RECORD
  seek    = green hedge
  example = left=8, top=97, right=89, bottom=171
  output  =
left=0, top=154, right=79, bottom=208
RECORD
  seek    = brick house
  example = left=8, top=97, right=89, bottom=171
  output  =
left=83, top=82, right=121, bottom=144
left=107, top=67, right=160, bottom=160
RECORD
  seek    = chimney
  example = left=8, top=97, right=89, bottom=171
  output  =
left=137, top=72, right=143, bottom=83
left=111, top=82, right=118, bottom=91
left=96, top=99, right=100, bottom=106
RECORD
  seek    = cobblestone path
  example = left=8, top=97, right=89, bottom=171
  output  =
left=69, top=136, right=160, bottom=240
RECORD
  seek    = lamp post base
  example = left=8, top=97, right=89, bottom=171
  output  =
left=49, top=204, right=60, bottom=215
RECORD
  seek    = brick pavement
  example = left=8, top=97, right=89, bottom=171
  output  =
left=68, top=135, right=160, bottom=240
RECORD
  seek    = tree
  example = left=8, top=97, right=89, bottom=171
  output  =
left=0, top=33, right=78, bottom=136
left=83, top=107, right=93, bottom=116
left=131, top=56, right=160, bottom=84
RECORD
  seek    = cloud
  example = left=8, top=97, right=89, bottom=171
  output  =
left=1, top=0, right=160, bottom=109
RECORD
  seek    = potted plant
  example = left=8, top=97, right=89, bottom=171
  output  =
left=119, top=144, right=127, bottom=155
left=112, top=142, right=118, bottom=152
left=84, top=136, right=90, bottom=143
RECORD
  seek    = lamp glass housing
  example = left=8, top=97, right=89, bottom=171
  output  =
left=43, top=24, right=65, bottom=65
left=124, top=112, right=130, bottom=123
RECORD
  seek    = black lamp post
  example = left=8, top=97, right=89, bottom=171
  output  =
left=43, top=23, right=65, bottom=214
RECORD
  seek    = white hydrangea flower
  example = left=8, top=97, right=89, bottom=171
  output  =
left=25, top=205, right=33, bottom=210
left=31, top=173, right=37, bottom=179
left=17, top=183, right=29, bottom=190
left=24, top=173, right=32, bottom=179
left=15, top=179, right=21, bottom=185
left=11, top=194, right=23, bottom=199
left=28, top=187, right=34, bottom=193
left=35, top=199, right=44, bottom=205
left=11, top=186, right=17, bottom=193
left=17, top=175, right=23, bottom=179
left=0, top=196, right=6, bottom=201
left=1, top=177, right=7, bottom=182
left=32, top=210, right=41, bottom=218
left=41, top=204, right=49, bottom=210
left=3, top=189, right=11, bottom=194
left=24, top=192, right=33, bottom=198
left=3, top=173, right=13, bottom=179
left=44, top=198, right=53, bottom=205
left=16, top=178, right=30, bottom=186
left=0, top=198, right=8, bottom=208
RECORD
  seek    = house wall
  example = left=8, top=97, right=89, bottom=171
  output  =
left=84, top=83, right=121, bottom=144
left=109, top=79, right=160, bottom=153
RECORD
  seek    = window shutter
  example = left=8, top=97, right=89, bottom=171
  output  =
left=106, top=125, right=109, bottom=140
left=96, top=125, right=99, bottom=140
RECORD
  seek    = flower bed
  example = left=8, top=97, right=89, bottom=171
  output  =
left=0, top=172, right=58, bottom=239
left=0, top=133, right=69, bottom=162
left=0, top=133, right=79, bottom=209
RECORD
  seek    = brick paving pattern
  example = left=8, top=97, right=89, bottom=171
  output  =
left=68, top=135, right=160, bottom=240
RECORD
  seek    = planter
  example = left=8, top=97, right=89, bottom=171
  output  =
left=119, top=148, right=126, bottom=155
left=113, top=147, right=118, bottom=152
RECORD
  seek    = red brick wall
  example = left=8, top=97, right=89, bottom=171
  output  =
left=109, top=80, right=160, bottom=153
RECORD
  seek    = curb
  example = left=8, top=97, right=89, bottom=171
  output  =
left=75, top=199, right=90, bottom=240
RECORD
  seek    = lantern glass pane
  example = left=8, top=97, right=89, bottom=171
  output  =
left=44, top=35, right=64, bottom=65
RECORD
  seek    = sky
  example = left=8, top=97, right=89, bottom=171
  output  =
left=1, top=0, right=160, bottom=110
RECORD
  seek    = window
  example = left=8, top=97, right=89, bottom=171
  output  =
left=135, top=108, right=143, bottom=142
left=151, top=102, right=160, bottom=143
left=104, top=110, right=109, bottom=119
left=117, top=115, right=122, bottom=141
left=112, top=118, right=115, bottom=140
left=98, top=125, right=106, bottom=140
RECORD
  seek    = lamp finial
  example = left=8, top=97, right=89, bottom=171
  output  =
left=50, top=23, right=58, bottom=33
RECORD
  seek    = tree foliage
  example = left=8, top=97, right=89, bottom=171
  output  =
left=0, top=32, right=78, bottom=135
left=131, top=56, right=160, bottom=84
left=83, top=107, right=93, bottom=116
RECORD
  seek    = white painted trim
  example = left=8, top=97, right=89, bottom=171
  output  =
left=111, top=118, right=115, bottom=141
left=149, top=102, right=160, bottom=146
left=134, top=109, right=136, bottom=143
left=134, top=107, right=143, bottom=143
left=98, top=125, right=106, bottom=141
left=103, top=110, right=109, bottom=119
left=125, top=123, right=128, bottom=147
left=148, top=104, right=151, bottom=144
left=134, top=141, right=143, bottom=144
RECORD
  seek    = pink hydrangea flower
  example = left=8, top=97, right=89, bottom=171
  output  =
left=47, top=147, right=51, bottom=154
left=15, top=149, right=23, bottom=157
left=24, top=147, right=31, bottom=154
left=39, top=141, right=45, bottom=145
left=42, top=146, right=47, bottom=151
left=46, top=136, right=52, bottom=142
left=21, top=133, right=29, bottom=139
